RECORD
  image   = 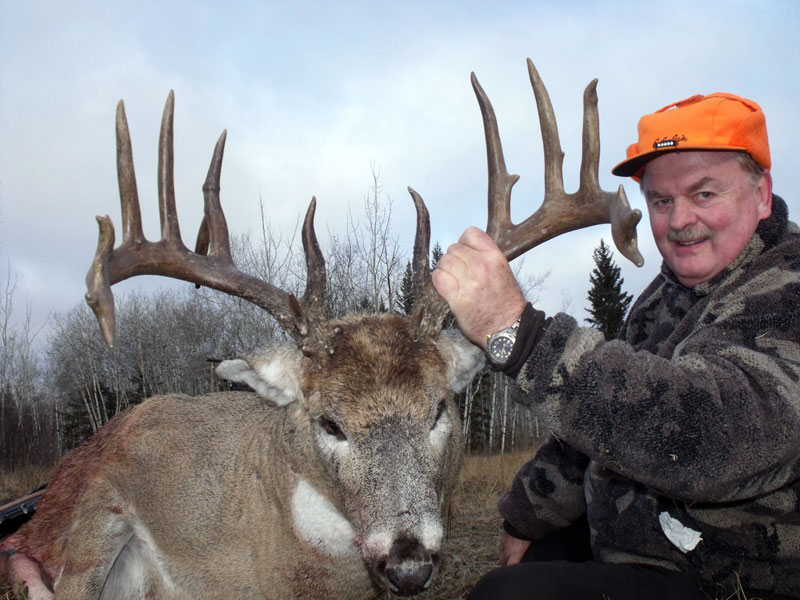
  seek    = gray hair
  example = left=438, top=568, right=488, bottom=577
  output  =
left=734, top=152, right=767, bottom=185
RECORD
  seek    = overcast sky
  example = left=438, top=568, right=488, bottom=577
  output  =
left=2, top=0, right=799, bottom=343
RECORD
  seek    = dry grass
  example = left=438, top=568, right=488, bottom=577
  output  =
left=0, top=449, right=755, bottom=599
left=0, top=467, right=53, bottom=508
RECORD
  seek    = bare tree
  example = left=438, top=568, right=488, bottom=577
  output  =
left=0, top=261, right=55, bottom=467
left=325, top=227, right=367, bottom=317
left=347, top=164, right=404, bottom=313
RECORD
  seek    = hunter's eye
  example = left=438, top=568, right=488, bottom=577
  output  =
left=319, top=416, right=347, bottom=442
left=432, top=400, right=446, bottom=429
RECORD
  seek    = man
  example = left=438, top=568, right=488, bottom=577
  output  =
left=433, top=93, right=800, bottom=599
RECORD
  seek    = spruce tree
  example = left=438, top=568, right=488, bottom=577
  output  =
left=585, top=239, right=633, bottom=340
left=431, top=242, right=444, bottom=270
left=429, top=241, right=457, bottom=328
left=396, top=261, right=415, bottom=315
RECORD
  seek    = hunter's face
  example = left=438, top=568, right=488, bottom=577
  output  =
left=642, top=151, right=771, bottom=288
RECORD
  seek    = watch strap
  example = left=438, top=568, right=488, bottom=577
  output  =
left=488, top=303, right=550, bottom=378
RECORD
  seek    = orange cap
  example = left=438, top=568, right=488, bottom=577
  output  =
left=612, top=92, right=770, bottom=180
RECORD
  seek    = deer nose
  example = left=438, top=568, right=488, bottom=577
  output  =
left=386, top=561, right=433, bottom=596
left=381, top=536, right=439, bottom=596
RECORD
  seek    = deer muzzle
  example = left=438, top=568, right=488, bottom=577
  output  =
left=373, top=535, right=440, bottom=596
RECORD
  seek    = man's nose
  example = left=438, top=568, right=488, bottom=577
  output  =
left=669, top=196, right=697, bottom=231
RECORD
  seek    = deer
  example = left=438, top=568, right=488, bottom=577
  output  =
left=0, top=59, right=642, bottom=599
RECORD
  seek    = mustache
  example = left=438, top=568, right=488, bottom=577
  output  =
left=668, top=228, right=711, bottom=243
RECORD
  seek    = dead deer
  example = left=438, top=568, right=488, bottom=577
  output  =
left=0, top=59, right=642, bottom=599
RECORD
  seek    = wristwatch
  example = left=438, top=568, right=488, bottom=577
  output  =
left=486, top=318, right=521, bottom=367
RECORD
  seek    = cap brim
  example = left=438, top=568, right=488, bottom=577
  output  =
left=611, top=145, right=753, bottom=179
left=611, top=152, right=657, bottom=178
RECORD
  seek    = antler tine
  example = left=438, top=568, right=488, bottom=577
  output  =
left=474, top=59, right=644, bottom=267
left=527, top=60, right=567, bottom=196
left=298, top=197, right=327, bottom=330
left=86, top=91, right=318, bottom=348
left=85, top=215, right=117, bottom=347
left=196, top=130, right=232, bottom=261
left=84, top=100, right=145, bottom=348
left=408, top=187, right=449, bottom=338
left=470, top=72, right=520, bottom=242
left=576, top=75, right=644, bottom=266
left=116, top=100, right=145, bottom=245
left=578, top=77, right=601, bottom=191
left=610, top=191, right=644, bottom=267
left=158, top=91, right=183, bottom=246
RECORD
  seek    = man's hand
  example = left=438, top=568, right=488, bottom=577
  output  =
left=499, top=531, right=531, bottom=566
left=432, top=227, right=527, bottom=348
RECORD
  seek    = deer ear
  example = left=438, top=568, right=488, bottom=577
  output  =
left=216, top=344, right=304, bottom=406
left=435, top=330, right=485, bottom=393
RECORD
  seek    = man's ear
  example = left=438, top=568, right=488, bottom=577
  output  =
left=216, top=343, right=304, bottom=406
left=756, top=170, right=773, bottom=220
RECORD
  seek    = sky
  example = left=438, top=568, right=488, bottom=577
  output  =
left=1, top=0, right=799, bottom=342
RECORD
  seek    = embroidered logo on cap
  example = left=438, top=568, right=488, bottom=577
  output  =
left=653, top=135, right=688, bottom=150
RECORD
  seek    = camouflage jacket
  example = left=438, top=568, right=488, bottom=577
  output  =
left=499, top=195, right=800, bottom=597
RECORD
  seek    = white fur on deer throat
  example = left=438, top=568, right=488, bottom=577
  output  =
left=292, top=478, right=358, bottom=556
left=430, top=397, right=453, bottom=451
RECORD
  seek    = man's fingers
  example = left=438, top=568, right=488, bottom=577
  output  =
left=458, top=226, right=498, bottom=252
left=431, top=268, right=459, bottom=302
left=440, top=241, right=476, bottom=270
left=498, top=534, right=531, bottom=567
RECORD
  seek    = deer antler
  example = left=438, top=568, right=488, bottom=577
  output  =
left=85, top=91, right=327, bottom=349
left=408, top=187, right=450, bottom=337
left=411, top=59, right=644, bottom=337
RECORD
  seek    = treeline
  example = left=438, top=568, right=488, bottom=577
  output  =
left=1, top=185, right=550, bottom=470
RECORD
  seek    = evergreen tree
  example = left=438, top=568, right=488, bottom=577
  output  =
left=429, top=241, right=457, bottom=328
left=359, top=295, right=387, bottom=313
left=431, top=242, right=443, bottom=270
left=396, top=261, right=415, bottom=315
left=585, top=239, right=633, bottom=340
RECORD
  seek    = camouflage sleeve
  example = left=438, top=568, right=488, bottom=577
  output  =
left=514, top=265, right=800, bottom=504
left=497, top=434, right=590, bottom=540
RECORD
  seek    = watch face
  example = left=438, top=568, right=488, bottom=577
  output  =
left=488, top=333, right=515, bottom=364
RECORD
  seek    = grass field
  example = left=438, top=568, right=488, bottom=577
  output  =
left=0, top=449, right=533, bottom=600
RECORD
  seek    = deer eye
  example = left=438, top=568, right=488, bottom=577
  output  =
left=319, top=416, right=347, bottom=442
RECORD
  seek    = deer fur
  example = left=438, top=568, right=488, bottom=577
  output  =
left=1, top=315, right=484, bottom=599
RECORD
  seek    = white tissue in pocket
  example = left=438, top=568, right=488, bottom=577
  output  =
left=659, top=511, right=702, bottom=554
